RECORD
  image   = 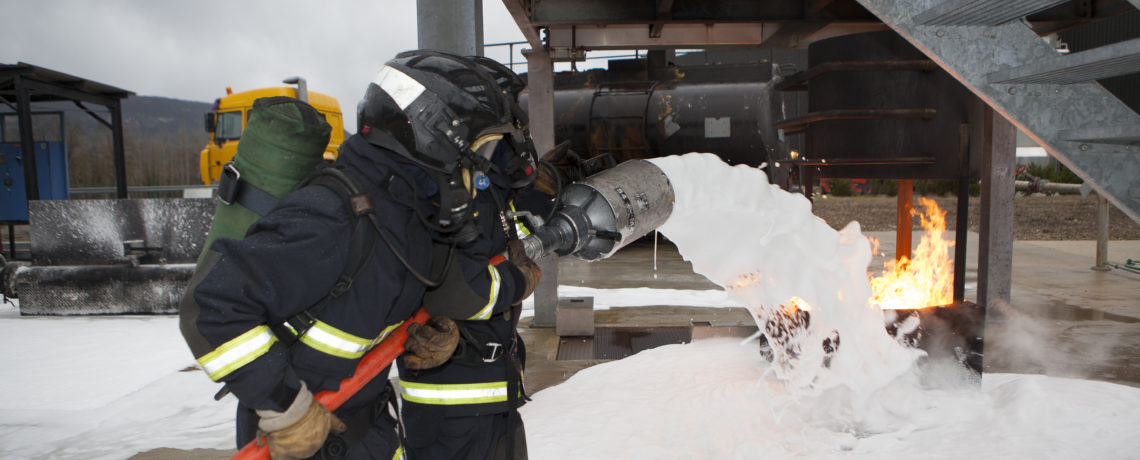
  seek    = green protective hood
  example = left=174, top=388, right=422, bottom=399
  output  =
left=197, top=97, right=332, bottom=265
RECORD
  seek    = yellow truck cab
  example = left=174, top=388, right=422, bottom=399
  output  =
left=200, top=77, right=343, bottom=184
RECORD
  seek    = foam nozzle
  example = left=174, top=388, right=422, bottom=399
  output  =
left=522, top=159, right=675, bottom=261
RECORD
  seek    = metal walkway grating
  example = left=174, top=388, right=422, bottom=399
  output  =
left=988, top=38, right=1140, bottom=84
left=915, top=0, right=1068, bottom=26
left=555, top=326, right=692, bottom=360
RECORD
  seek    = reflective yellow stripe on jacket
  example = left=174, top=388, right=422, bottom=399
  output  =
left=466, top=264, right=501, bottom=321
left=197, top=325, right=277, bottom=381
left=399, top=380, right=510, bottom=405
left=295, top=320, right=405, bottom=360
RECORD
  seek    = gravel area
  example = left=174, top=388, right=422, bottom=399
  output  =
left=811, top=194, right=1140, bottom=240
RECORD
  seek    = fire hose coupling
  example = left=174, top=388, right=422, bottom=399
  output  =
left=520, top=159, right=675, bottom=261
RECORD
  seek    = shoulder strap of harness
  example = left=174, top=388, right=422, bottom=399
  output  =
left=269, top=164, right=382, bottom=343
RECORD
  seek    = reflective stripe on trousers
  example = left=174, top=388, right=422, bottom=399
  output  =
left=398, top=380, right=510, bottom=405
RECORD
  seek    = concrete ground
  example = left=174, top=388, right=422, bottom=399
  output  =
left=131, top=233, right=1140, bottom=459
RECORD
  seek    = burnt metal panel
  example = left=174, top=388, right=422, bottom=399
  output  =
left=12, top=264, right=194, bottom=316
left=29, top=199, right=214, bottom=266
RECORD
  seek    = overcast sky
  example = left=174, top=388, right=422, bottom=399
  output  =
left=0, top=0, right=536, bottom=132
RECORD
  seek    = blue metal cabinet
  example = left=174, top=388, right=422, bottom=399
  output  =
left=1, top=140, right=70, bottom=222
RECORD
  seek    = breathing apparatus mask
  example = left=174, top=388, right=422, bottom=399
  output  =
left=357, top=51, right=536, bottom=246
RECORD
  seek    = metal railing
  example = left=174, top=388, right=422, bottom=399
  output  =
left=484, top=41, right=648, bottom=72
left=69, top=185, right=215, bottom=199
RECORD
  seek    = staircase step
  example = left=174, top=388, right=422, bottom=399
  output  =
left=1060, top=124, right=1140, bottom=146
left=858, top=0, right=1140, bottom=225
left=915, top=0, right=1068, bottom=26
left=989, top=38, right=1140, bottom=84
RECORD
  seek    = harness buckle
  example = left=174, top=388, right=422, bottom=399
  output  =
left=483, top=342, right=504, bottom=362
left=217, top=162, right=241, bottom=206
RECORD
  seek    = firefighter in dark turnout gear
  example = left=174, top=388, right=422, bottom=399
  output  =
left=180, top=51, right=545, bottom=460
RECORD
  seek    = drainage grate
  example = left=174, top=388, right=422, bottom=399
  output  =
left=556, top=326, right=692, bottom=360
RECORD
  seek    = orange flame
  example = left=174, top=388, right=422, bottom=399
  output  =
left=729, top=271, right=763, bottom=290
left=869, top=197, right=954, bottom=310
left=777, top=296, right=813, bottom=316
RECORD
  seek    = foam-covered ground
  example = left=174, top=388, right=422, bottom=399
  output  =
left=3, top=297, right=1140, bottom=460
left=522, top=338, right=1140, bottom=459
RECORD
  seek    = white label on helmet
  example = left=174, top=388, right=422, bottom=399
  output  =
left=374, top=66, right=425, bottom=110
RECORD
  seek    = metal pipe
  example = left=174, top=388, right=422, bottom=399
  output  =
left=1014, top=179, right=1083, bottom=194
left=897, top=179, right=914, bottom=262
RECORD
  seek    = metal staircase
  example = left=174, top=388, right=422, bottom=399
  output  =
left=857, top=0, right=1140, bottom=224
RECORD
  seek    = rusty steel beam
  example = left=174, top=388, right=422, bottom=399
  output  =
left=775, top=59, right=939, bottom=91
left=546, top=23, right=779, bottom=51
left=774, top=108, right=937, bottom=131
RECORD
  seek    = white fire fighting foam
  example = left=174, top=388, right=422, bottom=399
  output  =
left=649, top=153, right=924, bottom=400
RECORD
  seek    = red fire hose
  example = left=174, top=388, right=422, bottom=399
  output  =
left=231, top=307, right=430, bottom=460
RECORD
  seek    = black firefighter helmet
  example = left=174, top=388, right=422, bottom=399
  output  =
left=357, top=50, right=535, bottom=243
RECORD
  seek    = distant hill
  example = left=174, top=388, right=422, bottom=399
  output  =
left=122, top=96, right=213, bottom=135
left=25, top=95, right=212, bottom=137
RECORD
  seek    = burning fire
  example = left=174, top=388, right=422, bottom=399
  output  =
left=869, top=197, right=954, bottom=310
left=783, top=296, right=812, bottom=315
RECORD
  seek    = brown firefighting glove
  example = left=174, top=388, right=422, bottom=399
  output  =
left=255, top=382, right=346, bottom=460
left=534, top=140, right=571, bottom=195
left=534, top=161, right=559, bottom=196
left=508, top=239, right=541, bottom=301
left=404, top=316, right=461, bottom=370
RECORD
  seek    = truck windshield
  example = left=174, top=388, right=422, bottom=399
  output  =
left=215, top=111, right=243, bottom=142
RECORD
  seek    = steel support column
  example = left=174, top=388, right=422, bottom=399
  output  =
left=14, top=77, right=38, bottom=202
left=978, top=107, right=1016, bottom=308
left=953, top=125, right=970, bottom=303
left=417, top=0, right=484, bottom=56
left=108, top=99, right=128, bottom=198
left=1093, top=194, right=1110, bottom=271
left=525, top=48, right=558, bottom=327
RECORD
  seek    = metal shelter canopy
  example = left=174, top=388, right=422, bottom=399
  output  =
left=506, top=0, right=887, bottom=59
left=503, top=0, right=1129, bottom=59
left=0, top=62, right=135, bottom=203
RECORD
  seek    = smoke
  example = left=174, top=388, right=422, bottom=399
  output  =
left=983, top=298, right=1126, bottom=383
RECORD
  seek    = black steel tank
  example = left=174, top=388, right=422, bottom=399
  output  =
left=523, top=79, right=774, bottom=167
left=799, top=31, right=979, bottom=179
